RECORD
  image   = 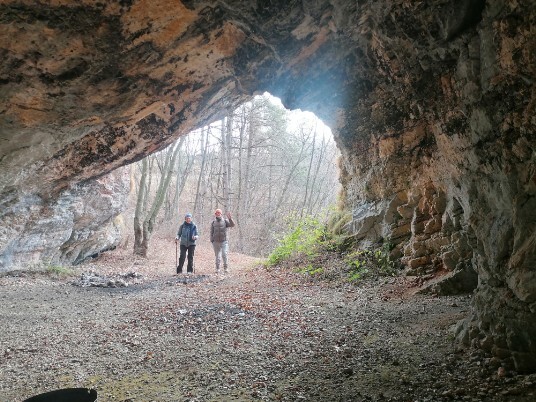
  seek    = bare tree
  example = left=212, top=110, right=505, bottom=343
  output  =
left=163, top=135, right=190, bottom=221
left=133, top=158, right=150, bottom=256
left=301, top=121, right=317, bottom=218
left=193, top=126, right=209, bottom=217
left=133, top=140, right=182, bottom=257
left=128, top=94, right=340, bottom=258
left=234, top=106, right=247, bottom=250
left=221, top=113, right=233, bottom=212
left=272, top=124, right=313, bottom=218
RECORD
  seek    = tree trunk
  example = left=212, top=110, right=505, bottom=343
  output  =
left=133, top=158, right=149, bottom=256
left=225, top=112, right=233, bottom=210
left=193, top=127, right=208, bottom=216
left=221, top=118, right=230, bottom=212
left=301, top=124, right=316, bottom=218
left=235, top=107, right=246, bottom=251
left=308, top=133, right=328, bottom=214
left=134, top=141, right=181, bottom=257
left=165, top=136, right=186, bottom=221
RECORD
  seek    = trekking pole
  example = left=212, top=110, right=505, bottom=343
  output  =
left=175, top=241, right=178, bottom=272
left=193, top=237, right=197, bottom=274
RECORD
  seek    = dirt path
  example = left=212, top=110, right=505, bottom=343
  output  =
left=0, top=238, right=535, bottom=401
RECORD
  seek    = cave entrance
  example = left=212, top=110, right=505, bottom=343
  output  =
left=127, top=92, right=341, bottom=258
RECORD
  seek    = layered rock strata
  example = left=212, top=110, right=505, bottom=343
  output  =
left=0, top=1, right=534, bottom=371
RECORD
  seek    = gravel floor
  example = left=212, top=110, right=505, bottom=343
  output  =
left=1, top=238, right=535, bottom=402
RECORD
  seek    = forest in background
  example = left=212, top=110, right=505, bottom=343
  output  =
left=128, top=94, right=341, bottom=257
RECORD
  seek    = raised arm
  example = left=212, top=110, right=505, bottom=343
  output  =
left=226, top=211, right=235, bottom=228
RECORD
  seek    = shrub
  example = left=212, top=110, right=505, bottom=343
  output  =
left=45, top=264, right=74, bottom=277
left=326, top=209, right=352, bottom=236
left=297, top=264, right=324, bottom=276
left=265, top=208, right=401, bottom=285
left=266, top=214, right=325, bottom=266
left=345, top=243, right=397, bottom=282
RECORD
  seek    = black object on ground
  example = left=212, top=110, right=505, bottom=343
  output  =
left=23, top=388, right=97, bottom=402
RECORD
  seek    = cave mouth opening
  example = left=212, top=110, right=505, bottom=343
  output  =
left=126, top=92, right=341, bottom=258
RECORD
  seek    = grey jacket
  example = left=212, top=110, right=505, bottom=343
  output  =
left=176, top=222, right=198, bottom=247
left=210, top=217, right=235, bottom=242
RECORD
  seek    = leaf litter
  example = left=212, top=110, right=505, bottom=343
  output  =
left=0, top=236, right=535, bottom=401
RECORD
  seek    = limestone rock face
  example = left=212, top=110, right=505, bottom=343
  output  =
left=0, top=168, right=128, bottom=269
left=0, top=1, right=535, bottom=371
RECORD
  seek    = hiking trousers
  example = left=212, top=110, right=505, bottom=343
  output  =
left=178, top=244, right=195, bottom=273
left=212, top=241, right=229, bottom=272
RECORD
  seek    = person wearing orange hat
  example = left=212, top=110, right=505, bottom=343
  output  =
left=210, top=209, right=235, bottom=274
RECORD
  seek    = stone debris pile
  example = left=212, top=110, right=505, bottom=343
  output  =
left=73, top=271, right=143, bottom=288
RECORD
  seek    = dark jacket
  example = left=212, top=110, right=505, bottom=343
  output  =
left=210, top=217, right=235, bottom=242
left=176, top=221, right=198, bottom=247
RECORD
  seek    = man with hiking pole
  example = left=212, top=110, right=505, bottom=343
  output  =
left=175, top=213, right=199, bottom=274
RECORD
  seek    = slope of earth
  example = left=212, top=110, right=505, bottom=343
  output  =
left=0, top=237, right=535, bottom=402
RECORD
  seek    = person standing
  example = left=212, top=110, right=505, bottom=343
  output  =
left=210, top=209, right=235, bottom=274
left=175, top=213, right=199, bottom=274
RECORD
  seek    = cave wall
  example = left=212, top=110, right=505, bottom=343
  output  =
left=333, top=0, right=535, bottom=372
left=0, top=1, right=535, bottom=371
